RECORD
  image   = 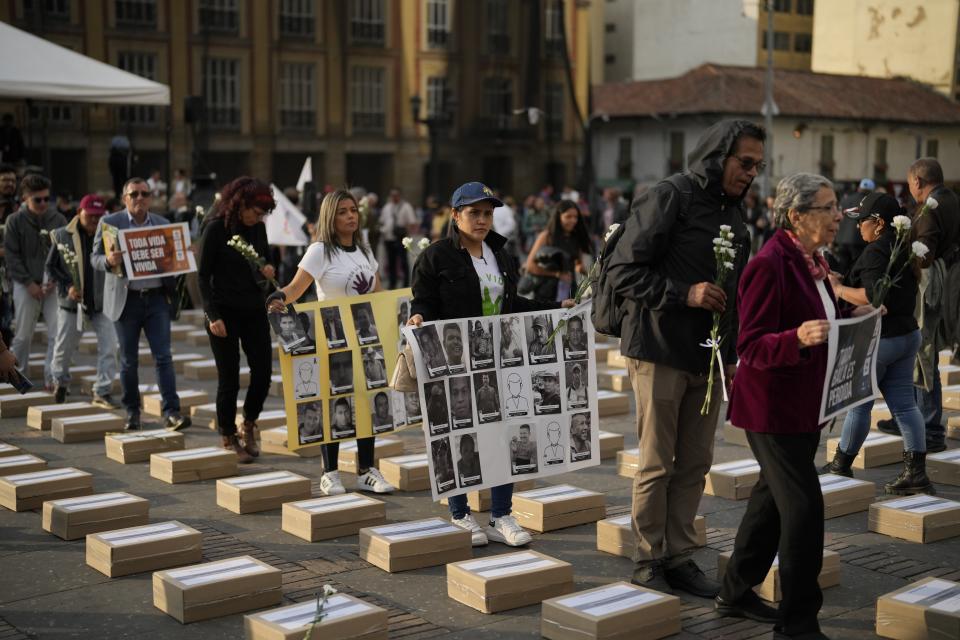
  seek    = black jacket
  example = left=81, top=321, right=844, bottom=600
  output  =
left=411, top=229, right=558, bottom=322
left=606, top=119, right=753, bottom=374
left=197, top=217, right=271, bottom=322
left=914, top=183, right=960, bottom=269
left=846, top=231, right=918, bottom=339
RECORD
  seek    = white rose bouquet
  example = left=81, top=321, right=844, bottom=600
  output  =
left=870, top=207, right=931, bottom=307
left=228, top=235, right=279, bottom=289
left=700, top=225, right=737, bottom=416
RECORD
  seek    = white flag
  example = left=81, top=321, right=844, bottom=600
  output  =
left=266, top=184, right=309, bottom=247
left=295, top=157, right=313, bottom=193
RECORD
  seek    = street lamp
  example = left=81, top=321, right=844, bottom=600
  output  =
left=411, top=89, right=457, bottom=202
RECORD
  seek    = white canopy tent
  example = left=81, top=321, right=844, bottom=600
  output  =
left=0, top=21, right=169, bottom=105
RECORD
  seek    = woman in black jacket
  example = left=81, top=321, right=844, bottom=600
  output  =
left=407, top=181, right=569, bottom=547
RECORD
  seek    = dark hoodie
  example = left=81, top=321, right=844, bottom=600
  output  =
left=607, top=119, right=757, bottom=374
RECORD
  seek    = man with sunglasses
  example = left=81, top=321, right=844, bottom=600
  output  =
left=3, top=173, right=67, bottom=385
left=92, top=177, right=189, bottom=431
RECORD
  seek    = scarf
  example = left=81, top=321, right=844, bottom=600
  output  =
left=784, top=230, right=829, bottom=281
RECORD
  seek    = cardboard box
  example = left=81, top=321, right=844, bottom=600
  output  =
left=189, top=401, right=243, bottom=430
left=150, top=447, right=238, bottom=484
left=442, top=479, right=538, bottom=512
left=0, top=467, right=93, bottom=511
left=942, top=365, right=960, bottom=387
left=179, top=309, right=206, bottom=327
left=86, top=520, right=203, bottom=577
left=704, top=459, right=761, bottom=500
left=594, top=344, right=614, bottom=366
left=0, top=441, right=22, bottom=457
left=244, top=594, right=389, bottom=640
left=616, top=448, right=639, bottom=479
left=153, top=555, right=282, bottom=623
left=282, top=493, right=387, bottom=542
left=542, top=581, right=681, bottom=640
left=78, top=337, right=99, bottom=355
left=27, top=402, right=105, bottom=431
left=927, top=449, right=960, bottom=486
left=51, top=413, right=126, bottom=443
left=235, top=409, right=286, bottom=430
left=875, top=577, right=960, bottom=640
left=597, top=514, right=706, bottom=558
left=598, top=431, right=624, bottom=460
left=337, top=436, right=405, bottom=474
left=943, top=384, right=960, bottom=411
left=144, top=390, right=210, bottom=417
left=260, top=427, right=323, bottom=458
left=607, top=351, right=626, bottom=368
left=379, top=454, right=430, bottom=491
left=216, top=471, right=311, bottom=514
left=171, top=353, right=205, bottom=373
left=169, top=324, right=194, bottom=341
left=105, top=431, right=185, bottom=464
left=447, top=550, right=573, bottom=613
left=0, top=454, right=47, bottom=476
left=819, top=473, right=876, bottom=518
left=868, top=495, right=960, bottom=543
left=871, top=402, right=893, bottom=428
left=358, top=518, right=472, bottom=572
left=70, top=365, right=97, bottom=380
left=270, top=375, right=284, bottom=396
left=0, top=391, right=56, bottom=418
left=598, top=390, right=630, bottom=417
left=717, top=550, right=840, bottom=602
left=940, top=349, right=959, bottom=367
left=722, top=422, right=749, bottom=448
left=183, top=359, right=249, bottom=383
left=596, top=367, right=630, bottom=393
left=27, top=359, right=45, bottom=378
left=0, top=383, right=18, bottom=396
left=186, top=330, right=210, bottom=346
left=42, top=491, right=149, bottom=540
left=826, top=432, right=903, bottom=469
left=512, top=484, right=606, bottom=533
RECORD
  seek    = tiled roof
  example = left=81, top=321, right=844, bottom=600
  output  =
left=593, top=64, right=960, bottom=125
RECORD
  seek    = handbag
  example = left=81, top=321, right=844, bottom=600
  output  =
left=390, top=342, right=419, bottom=392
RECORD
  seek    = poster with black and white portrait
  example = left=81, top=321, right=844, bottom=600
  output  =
left=293, top=356, right=320, bottom=400
left=291, top=309, right=317, bottom=355
left=498, top=316, right=524, bottom=367
left=501, top=370, right=531, bottom=418
left=412, top=324, right=449, bottom=378
left=569, top=412, right=592, bottom=462
left=404, top=391, right=422, bottom=425
left=320, top=306, right=347, bottom=349
left=525, top=314, right=557, bottom=364
left=447, top=376, right=474, bottom=430
left=454, top=433, right=483, bottom=488
left=424, top=380, right=450, bottom=435
left=296, top=400, right=324, bottom=445
left=440, top=321, right=467, bottom=374
left=350, top=302, right=380, bottom=345
left=562, top=313, right=589, bottom=360
left=508, top=423, right=539, bottom=476
left=328, top=351, right=354, bottom=395
left=542, top=421, right=565, bottom=465
left=467, top=319, right=495, bottom=370
left=473, top=370, right=502, bottom=423
left=329, top=396, right=356, bottom=440
left=361, top=346, right=388, bottom=389
left=431, top=437, right=456, bottom=494
left=369, top=390, right=394, bottom=435
left=270, top=305, right=308, bottom=353
left=532, top=368, right=562, bottom=415
left=564, top=360, right=589, bottom=410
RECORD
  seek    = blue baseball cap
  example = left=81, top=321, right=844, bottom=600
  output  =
left=858, top=178, right=876, bottom=190
left=451, top=182, right=503, bottom=209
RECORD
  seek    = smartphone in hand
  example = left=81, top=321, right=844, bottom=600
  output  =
left=10, top=368, right=34, bottom=394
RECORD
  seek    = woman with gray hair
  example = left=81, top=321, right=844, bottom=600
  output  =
left=716, top=173, right=876, bottom=640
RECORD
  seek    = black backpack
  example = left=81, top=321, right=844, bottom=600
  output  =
left=591, top=173, right=694, bottom=337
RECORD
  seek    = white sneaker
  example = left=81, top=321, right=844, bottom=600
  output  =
left=319, top=471, right=346, bottom=496
left=452, top=513, right=488, bottom=546
left=487, top=515, right=532, bottom=547
left=356, top=467, right=395, bottom=494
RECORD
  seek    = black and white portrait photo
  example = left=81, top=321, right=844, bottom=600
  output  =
left=564, top=360, right=589, bottom=410
left=468, top=319, right=494, bottom=370
left=532, top=369, right=562, bottom=415
left=569, top=412, right=592, bottom=462
left=509, top=423, right=538, bottom=475
left=291, top=309, right=317, bottom=355
left=361, top=346, right=388, bottom=389
left=525, top=314, right=557, bottom=364
left=391, top=391, right=407, bottom=428
left=404, top=391, right=422, bottom=425
left=320, top=306, right=347, bottom=349
left=543, top=421, right=564, bottom=465
left=473, top=371, right=502, bottom=423
left=454, top=434, right=483, bottom=488
left=562, top=314, right=589, bottom=360
left=350, top=302, right=380, bottom=345
left=293, top=356, right=320, bottom=399
left=424, top=380, right=450, bottom=435
left=296, top=400, right=324, bottom=445
left=269, top=305, right=307, bottom=353
left=412, top=324, right=449, bottom=378
left=431, top=437, right=456, bottom=494
left=499, top=317, right=524, bottom=367
left=502, top=371, right=531, bottom=418
left=397, top=298, right=411, bottom=350
left=329, top=396, right=356, bottom=440
left=328, top=351, right=354, bottom=395
left=370, top=391, right=394, bottom=435
left=448, top=376, right=474, bottom=430
left=441, top=322, right=467, bottom=374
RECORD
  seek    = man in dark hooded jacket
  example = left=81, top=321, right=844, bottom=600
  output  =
left=607, top=120, right=765, bottom=602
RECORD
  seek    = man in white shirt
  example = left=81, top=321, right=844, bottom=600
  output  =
left=378, top=188, right=418, bottom=288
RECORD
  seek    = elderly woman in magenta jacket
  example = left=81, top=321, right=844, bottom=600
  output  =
left=717, top=173, right=876, bottom=640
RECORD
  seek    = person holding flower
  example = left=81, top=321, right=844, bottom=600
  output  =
left=267, top=189, right=395, bottom=495
left=822, top=193, right=931, bottom=494
left=197, top=177, right=277, bottom=463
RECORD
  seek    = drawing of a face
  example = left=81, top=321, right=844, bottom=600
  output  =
left=298, top=362, right=313, bottom=383
left=547, top=422, right=561, bottom=445
left=507, top=373, right=523, bottom=396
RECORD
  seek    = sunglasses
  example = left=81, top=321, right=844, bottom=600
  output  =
left=124, top=190, right=152, bottom=199
left=31, top=196, right=50, bottom=203
left=730, top=155, right=767, bottom=173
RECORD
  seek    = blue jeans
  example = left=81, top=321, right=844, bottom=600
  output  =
left=114, top=291, right=180, bottom=418
left=448, top=483, right=514, bottom=519
left=839, top=330, right=925, bottom=454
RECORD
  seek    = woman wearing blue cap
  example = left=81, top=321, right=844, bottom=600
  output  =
left=407, top=181, right=572, bottom=547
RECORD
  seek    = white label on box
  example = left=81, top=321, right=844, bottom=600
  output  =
left=557, top=583, right=665, bottom=616
left=6, top=467, right=83, bottom=484
left=538, top=489, right=596, bottom=502
left=605, top=515, right=632, bottom=527
left=622, top=448, right=639, bottom=456
left=55, top=492, right=138, bottom=511
left=862, top=433, right=900, bottom=444
left=259, top=410, right=286, bottom=419
left=597, top=391, right=622, bottom=399
left=879, top=495, right=959, bottom=513
left=169, top=557, right=270, bottom=586
left=930, top=450, right=960, bottom=462
left=892, top=580, right=959, bottom=604
left=385, top=454, right=427, bottom=465
left=0, top=454, right=40, bottom=466
left=223, top=472, right=299, bottom=487
left=99, top=521, right=191, bottom=545
left=819, top=476, right=867, bottom=492
left=712, top=459, right=760, bottom=473
left=297, top=495, right=374, bottom=512
left=584, top=592, right=664, bottom=616
left=264, top=427, right=286, bottom=435
left=0, top=444, right=17, bottom=452
left=598, top=431, right=618, bottom=440
left=158, top=447, right=224, bottom=460
left=57, top=414, right=115, bottom=424
left=458, top=552, right=561, bottom=579
left=931, top=594, right=960, bottom=613
left=373, top=519, right=461, bottom=541
left=907, top=500, right=959, bottom=514
left=517, top=485, right=591, bottom=500
left=261, top=596, right=374, bottom=629
left=110, top=432, right=178, bottom=442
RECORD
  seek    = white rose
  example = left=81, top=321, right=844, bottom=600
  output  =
left=723, top=261, right=734, bottom=269
left=401, top=237, right=412, bottom=250
left=925, top=197, right=939, bottom=210
left=911, top=241, right=930, bottom=259
left=604, top=223, right=621, bottom=242
left=725, top=247, right=736, bottom=257
left=722, top=240, right=733, bottom=248
left=719, top=224, right=732, bottom=233
left=712, top=238, right=723, bottom=246
left=323, top=584, right=338, bottom=597
left=214, top=192, right=222, bottom=201
left=418, top=237, right=430, bottom=250
left=892, top=215, right=912, bottom=231
left=195, top=206, right=205, bottom=216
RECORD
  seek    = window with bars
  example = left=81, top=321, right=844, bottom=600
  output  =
left=927, top=139, right=939, bottom=158
left=486, top=0, right=509, bottom=53
left=350, top=0, right=385, bottom=46
left=795, top=0, right=814, bottom=16
left=23, top=0, right=71, bottom=22
left=545, top=0, right=564, bottom=57
left=199, top=0, right=239, bottom=34
left=480, top=77, right=512, bottom=129
left=279, top=0, right=314, bottom=38
left=617, top=137, right=632, bottom=180
left=117, top=52, right=158, bottom=125
left=794, top=32, right=812, bottom=53
left=351, top=66, right=385, bottom=133
left=204, top=57, right=241, bottom=129
left=116, top=0, right=156, bottom=28
left=819, top=134, right=834, bottom=180
left=545, top=82, right=563, bottom=138
left=426, top=0, right=450, bottom=49
left=426, top=76, right=448, bottom=119
left=772, top=0, right=791, bottom=12
left=762, top=30, right=790, bottom=51
left=279, top=62, right=315, bottom=130
left=28, top=103, right=74, bottom=126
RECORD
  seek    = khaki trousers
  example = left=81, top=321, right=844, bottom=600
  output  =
left=626, top=357, right=720, bottom=566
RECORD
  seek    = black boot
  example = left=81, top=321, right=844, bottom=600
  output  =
left=818, top=446, right=855, bottom=477
left=875, top=418, right=901, bottom=436
left=885, top=451, right=935, bottom=495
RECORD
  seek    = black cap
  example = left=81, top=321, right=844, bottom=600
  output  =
left=844, top=192, right=902, bottom=224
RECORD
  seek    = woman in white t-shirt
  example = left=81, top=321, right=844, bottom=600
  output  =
left=267, top=190, right=394, bottom=496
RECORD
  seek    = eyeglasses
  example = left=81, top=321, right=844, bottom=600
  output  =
left=856, top=214, right=880, bottom=226
left=124, top=190, right=151, bottom=199
left=31, top=196, right=50, bottom=203
left=804, top=202, right=840, bottom=213
left=730, top=155, right=767, bottom=173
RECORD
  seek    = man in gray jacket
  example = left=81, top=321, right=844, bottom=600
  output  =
left=3, top=173, right=66, bottom=386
